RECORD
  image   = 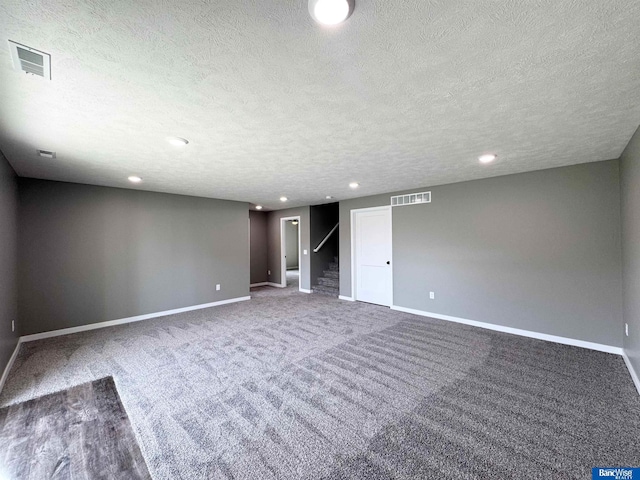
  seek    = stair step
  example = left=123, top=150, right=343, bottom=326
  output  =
left=323, top=270, right=339, bottom=279
left=312, top=284, right=339, bottom=297
left=318, top=277, right=339, bottom=288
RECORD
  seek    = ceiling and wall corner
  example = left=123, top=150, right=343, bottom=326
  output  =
left=0, top=1, right=639, bottom=209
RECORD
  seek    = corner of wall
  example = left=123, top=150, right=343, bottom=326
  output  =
left=0, top=150, right=20, bottom=386
left=619, top=123, right=640, bottom=395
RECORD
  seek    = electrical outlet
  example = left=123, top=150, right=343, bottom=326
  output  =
left=626, top=323, right=629, bottom=337
left=303, top=249, right=308, bottom=255
left=12, top=320, right=15, bottom=332
left=429, top=291, right=435, bottom=300
left=216, top=284, right=221, bottom=291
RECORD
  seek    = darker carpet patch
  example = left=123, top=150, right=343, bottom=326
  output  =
left=323, top=334, right=640, bottom=479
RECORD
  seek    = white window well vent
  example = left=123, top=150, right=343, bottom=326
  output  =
left=391, top=191, right=431, bottom=207
left=8, top=41, right=51, bottom=80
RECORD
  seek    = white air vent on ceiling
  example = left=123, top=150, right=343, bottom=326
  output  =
left=8, top=41, right=51, bottom=80
left=37, top=150, right=56, bottom=159
left=391, top=191, right=431, bottom=207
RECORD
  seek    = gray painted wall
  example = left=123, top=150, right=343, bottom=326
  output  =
left=0, top=153, right=18, bottom=375
left=19, top=179, right=250, bottom=335
left=285, top=221, right=299, bottom=269
left=250, top=210, right=268, bottom=284
left=340, top=160, right=623, bottom=347
left=621, top=125, right=640, bottom=379
left=267, top=207, right=310, bottom=290
left=310, top=203, right=339, bottom=286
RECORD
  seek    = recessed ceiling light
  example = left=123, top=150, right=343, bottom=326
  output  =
left=128, top=176, right=143, bottom=183
left=349, top=182, right=359, bottom=189
left=255, top=205, right=263, bottom=210
left=280, top=196, right=288, bottom=202
left=166, top=136, right=189, bottom=147
left=479, top=154, right=497, bottom=164
left=309, top=0, right=354, bottom=25
left=326, top=195, right=333, bottom=199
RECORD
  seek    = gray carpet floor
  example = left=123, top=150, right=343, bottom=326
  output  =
left=1, top=278, right=639, bottom=479
left=0, top=376, right=151, bottom=479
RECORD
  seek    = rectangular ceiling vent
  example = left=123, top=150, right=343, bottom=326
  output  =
left=391, top=191, right=431, bottom=207
left=37, top=150, right=56, bottom=159
left=8, top=40, right=51, bottom=80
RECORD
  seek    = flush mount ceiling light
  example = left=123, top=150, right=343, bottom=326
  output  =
left=325, top=195, right=333, bottom=199
left=166, top=136, right=189, bottom=147
left=291, top=220, right=299, bottom=226
left=128, top=176, right=143, bottom=183
left=349, top=182, right=359, bottom=189
left=309, top=0, right=354, bottom=25
left=255, top=205, right=263, bottom=210
left=479, top=153, right=497, bottom=164
left=280, top=196, right=288, bottom=202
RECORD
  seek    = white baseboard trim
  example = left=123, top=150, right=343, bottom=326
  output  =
left=390, top=305, right=623, bottom=355
left=622, top=352, right=640, bottom=396
left=0, top=340, right=21, bottom=394
left=339, top=295, right=355, bottom=302
left=250, top=282, right=269, bottom=287
left=299, top=288, right=312, bottom=294
left=20, top=296, right=251, bottom=343
left=266, top=282, right=284, bottom=288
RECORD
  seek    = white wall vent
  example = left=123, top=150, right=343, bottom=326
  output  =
left=8, top=41, right=51, bottom=80
left=391, top=191, right=431, bottom=207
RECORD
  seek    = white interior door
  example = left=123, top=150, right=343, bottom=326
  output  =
left=354, top=206, right=392, bottom=306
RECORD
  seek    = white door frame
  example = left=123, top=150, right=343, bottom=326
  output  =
left=280, top=216, right=301, bottom=289
left=350, top=205, right=393, bottom=305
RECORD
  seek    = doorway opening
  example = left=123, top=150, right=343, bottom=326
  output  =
left=280, top=216, right=301, bottom=289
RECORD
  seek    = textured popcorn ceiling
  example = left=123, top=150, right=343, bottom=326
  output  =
left=0, top=0, right=639, bottom=209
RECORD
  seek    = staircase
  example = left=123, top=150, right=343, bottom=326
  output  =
left=312, top=258, right=339, bottom=297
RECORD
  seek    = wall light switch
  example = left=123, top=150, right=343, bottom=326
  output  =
left=12, top=320, right=15, bottom=332
left=429, top=292, right=435, bottom=300
left=626, top=323, right=629, bottom=336
left=268, top=270, right=271, bottom=276
left=303, top=250, right=308, bottom=255
left=216, top=284, right=221, bottom=291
